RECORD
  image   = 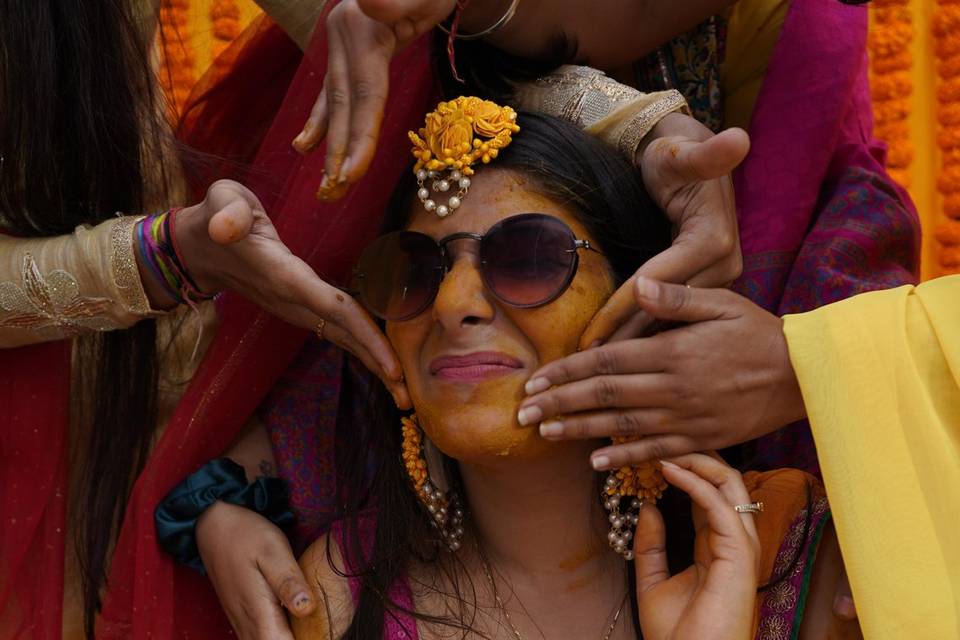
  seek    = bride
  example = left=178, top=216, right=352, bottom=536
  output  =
left=290, top=100, right=844, bottom=639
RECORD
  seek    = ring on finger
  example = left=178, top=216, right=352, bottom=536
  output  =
left=316, top=319, right=326, bottom=341
left=734, top=501, right=764, bottom=514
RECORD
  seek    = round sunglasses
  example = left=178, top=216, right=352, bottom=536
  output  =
left=353, top=213, right=602, bottom=321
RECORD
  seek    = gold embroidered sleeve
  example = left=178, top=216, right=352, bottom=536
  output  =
left=0, top=216, right=164, bottom=348
left=512, top=65, right=690, bottom=161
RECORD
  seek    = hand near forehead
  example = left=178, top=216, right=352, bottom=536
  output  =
left=579, top=118, right=750, bottom=348
left=292, top=0, right=455, bottom=197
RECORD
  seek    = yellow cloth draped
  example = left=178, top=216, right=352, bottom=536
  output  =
left=783, top=276, right=960, bottom=640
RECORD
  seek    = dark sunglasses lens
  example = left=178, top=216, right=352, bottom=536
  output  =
left=357, top=232, right=442, bottom=320
left=482, top=215, right=578, bottom=306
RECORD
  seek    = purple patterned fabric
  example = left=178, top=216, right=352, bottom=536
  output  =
left=731, top=0, right=920, bottom=473
left=755, top=496, right=832, bottom=640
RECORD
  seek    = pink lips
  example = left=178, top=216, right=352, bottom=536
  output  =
left=429, top=351, right=523, bottom=382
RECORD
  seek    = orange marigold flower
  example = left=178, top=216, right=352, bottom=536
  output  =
left=887, top=168, right=911, bottom=189
left=937, top=164, right=960, bottom=193
left=937, top=127, right=960, bottom=150
left=873, top=99, right=911, bottom=127
left=943, top=193, right=960, bottom=218
left=871, top=74, right=912, bottom=101
left=934, top=220, right=960, bottom=244
left=872, top=50, right=912, bottom=74
left=939, top=245, right=960, bottom=268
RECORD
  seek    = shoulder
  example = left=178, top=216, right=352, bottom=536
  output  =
left=291, top=532, right=356, bottom=640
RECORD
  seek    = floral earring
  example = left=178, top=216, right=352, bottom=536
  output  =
left=401, top=415, right=465, bottom=551
left=603, top=454, right=667, bottom=561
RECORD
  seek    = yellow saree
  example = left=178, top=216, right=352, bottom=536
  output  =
left=784, top=276, right=960, bottom=639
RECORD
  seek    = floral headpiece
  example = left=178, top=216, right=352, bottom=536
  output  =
left=408, top=96, right=521, bottom=217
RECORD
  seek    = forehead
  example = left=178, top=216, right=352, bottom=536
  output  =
left=405, top=169, right=592, bottom=240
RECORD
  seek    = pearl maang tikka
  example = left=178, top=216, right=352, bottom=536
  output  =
left=416, top=168, right=471, bottom=218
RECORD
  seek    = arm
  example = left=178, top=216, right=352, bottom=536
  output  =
left=0, top=217, right=162, bottom=348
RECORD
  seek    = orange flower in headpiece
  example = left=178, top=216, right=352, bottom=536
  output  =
left=409, top=96, right=521, bottom=176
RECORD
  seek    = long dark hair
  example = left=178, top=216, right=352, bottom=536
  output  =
left=332, top=113, right=673, bottom=639
left=0, top=1, right=170, bottom=635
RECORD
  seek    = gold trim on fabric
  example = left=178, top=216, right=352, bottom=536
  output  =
left=617, top=90, right=690, bottom=159
left=0, top=253, right=118, bottom=336
left=110, top=214, right=152, bottom=315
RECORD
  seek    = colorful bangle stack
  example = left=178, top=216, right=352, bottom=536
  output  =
left=136, top=209, right=216, bottom=305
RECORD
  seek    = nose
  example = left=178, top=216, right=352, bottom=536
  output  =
left=432, top=252, right=496, bottom=332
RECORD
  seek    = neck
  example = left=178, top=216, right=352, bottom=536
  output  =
left=458, top=440, right=625, bottom=594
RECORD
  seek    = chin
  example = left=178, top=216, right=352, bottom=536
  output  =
left=419, top=404, right=551, bottom=464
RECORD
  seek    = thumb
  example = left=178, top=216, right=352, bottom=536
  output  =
left=633, top=503, right=669, bottom=597
left=260, top=545, right=318, bottom=618
left=207, top=197, right=255, bottom=245
left=658, top=127, right=750, bottom=184
left=633, top=277, right=731, bottom=324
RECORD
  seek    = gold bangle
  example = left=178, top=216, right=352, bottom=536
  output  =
left=437, top=0, right=520, bottom=41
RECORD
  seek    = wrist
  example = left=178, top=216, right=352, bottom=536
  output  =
left=172, top=204, right=220, bottom=295
left=774, top=318, right=807, bottom=424
left=636, top=112, right=713, bottom=162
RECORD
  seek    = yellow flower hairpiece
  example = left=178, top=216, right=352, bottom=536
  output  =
left=408, top=96, right=521, bottom=217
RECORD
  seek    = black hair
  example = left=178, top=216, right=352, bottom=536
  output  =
left=332, top=113, right=673, bottom=639
left=0, top=1, right=170, bottom=635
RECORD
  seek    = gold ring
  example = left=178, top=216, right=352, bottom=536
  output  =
left=734, top=501, right=764, bottom=514
left=316, top=319, right=326, bottom=341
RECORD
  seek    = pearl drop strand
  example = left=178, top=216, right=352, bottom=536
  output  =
left=604, top=475, right=642, bottom=561
left=416, top=168, right=470, bottom=218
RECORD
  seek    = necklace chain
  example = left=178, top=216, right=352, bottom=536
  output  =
left=478, top=549, right=627, bottom=640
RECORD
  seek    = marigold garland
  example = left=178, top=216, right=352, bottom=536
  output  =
left=157, top=0, right=196, bottom=122
left=935, top=0, right=960, bottom=275
left=869, top=1, right=914, bottom=193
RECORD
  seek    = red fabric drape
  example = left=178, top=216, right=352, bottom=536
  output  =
left=0, top=6, right=435, bottom=638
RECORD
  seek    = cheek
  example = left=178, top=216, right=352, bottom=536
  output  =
left=512, top=265, right=614, bottom=365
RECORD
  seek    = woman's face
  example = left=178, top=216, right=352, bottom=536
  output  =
left=386, top=169, right=615, bottom=464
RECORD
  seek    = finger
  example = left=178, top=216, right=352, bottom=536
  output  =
left=265, top=298, right=410, bottom=408
left=661, top=453, right=758, bottom=546
left=518, top=374, right=673, bottom=426
left=208, top=198, right=255, bottom=245
left=283, top=260, right=403, bottom=382
left=293, top=86, right=329, bottom=154
left=658, top=459, right=750, bottom=546
left=590, top=435, right=698, bottom=471
left=604, top=310, right=655, bottom=343
left=525, top=339, right=666, bottom=393
left=632, top=502, right=669, bottom=596
left=258, top=542, right=317, bottom=617
left=241, top=594, right=297, bottom=640
left=656, top=127, right=750, bottom=184
left=340, top=21, right=392, bottom=182
left=633, top=277, right=735, bottom=324
left=322, top=25, right=351, bottom=184
left=539, top=408, right=671, bottom=442
left=578, top=278, right=639, bottom=349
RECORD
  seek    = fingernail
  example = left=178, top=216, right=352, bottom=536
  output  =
left=635, top=276, right=659, bottom=299
left=539, top=420, right=563, bottom=438
left=315, top=172, right=348, bottom=202
left=591, top=455, right=611, bottom=471
left=524, top=377, right=550, bottom=395
left=517, top=405, right=542, bottom=426
left=293, top=592, right=311, bottom=611
left=659, top=459, right=679, bottom=470
left=588, top=339, right=604, bottom=349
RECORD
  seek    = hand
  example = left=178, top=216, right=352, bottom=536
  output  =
left=197, top=501, right=312, bottom=640
left=634, top=454, right=760, bottom=640
left=579, top=117, right=750, bottom=348
left=520, top=278, right=804, bottom=470
left=292, top=0, right=454, bottom=198
left=175, top=179, right=409, bottom=407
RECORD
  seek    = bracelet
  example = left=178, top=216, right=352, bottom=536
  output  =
left=135, top=208, right=216, bottom=306
left=437, top=0, right=520, bottom=41
left=155, top=458, right=294, bottom=574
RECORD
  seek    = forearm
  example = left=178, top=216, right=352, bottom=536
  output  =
left=0, top=217, right=164, bottom=348
left=253, top=0, right=327, bottom=50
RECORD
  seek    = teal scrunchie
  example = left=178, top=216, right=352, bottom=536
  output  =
left=155, top=458, right=294, bottom=574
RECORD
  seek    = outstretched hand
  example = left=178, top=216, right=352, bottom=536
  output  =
left=580, top=120, right=750, bottom=348
left=174, top=179, right=410, bottom=408
left=292, top=0, right=455, bottom=199
left=521, top=278, right=804, bottom=470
